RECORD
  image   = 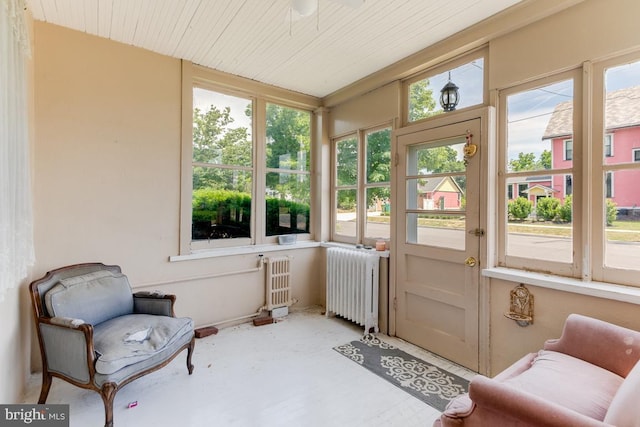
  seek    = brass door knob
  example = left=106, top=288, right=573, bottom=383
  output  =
left=465, top=257, right=477, bottom=267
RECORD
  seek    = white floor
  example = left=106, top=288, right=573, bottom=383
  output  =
left=23, top=307, right=475, bottom=427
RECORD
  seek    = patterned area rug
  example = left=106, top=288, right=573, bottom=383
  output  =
left=333, top=335, right=469, bottom=411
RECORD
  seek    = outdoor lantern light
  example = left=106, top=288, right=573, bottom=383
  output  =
left=440, top=72, right=459, bottom=112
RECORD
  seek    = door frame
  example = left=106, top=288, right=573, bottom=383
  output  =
left=389, top=107, right=495, bottom=375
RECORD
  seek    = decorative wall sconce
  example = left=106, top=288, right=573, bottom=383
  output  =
left=504, top=284, right=534, bottom=327
left=440, top=71, right=459, bottom=112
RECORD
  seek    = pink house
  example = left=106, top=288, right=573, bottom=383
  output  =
left=543, top=85, right=640, bottom=214
left=418, top=176, right=463, bottom=210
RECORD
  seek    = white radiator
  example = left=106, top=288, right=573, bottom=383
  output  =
left=266, top=256, right=293, bottom=310
left=326, top=247, right=379, bottom=334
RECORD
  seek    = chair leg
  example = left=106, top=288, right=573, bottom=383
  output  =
left=37, top=370, right=52, bottom=403
left=187, top=337, right=195, bottom=375
left=100, top=382, right=117, bottom=427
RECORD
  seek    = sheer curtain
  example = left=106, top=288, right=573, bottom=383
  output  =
left=0, top=0, right=34, bottom=302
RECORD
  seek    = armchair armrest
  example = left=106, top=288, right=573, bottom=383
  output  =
left=133, top=291, right=176, bottom=317
left=544, top=314, right=640, bottom=377
left=469, top=375, right=613, bottom=427
left=38, top=318, right=96, bottom=384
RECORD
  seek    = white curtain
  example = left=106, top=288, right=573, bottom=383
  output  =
left=0, top=0, right=34, bottom=302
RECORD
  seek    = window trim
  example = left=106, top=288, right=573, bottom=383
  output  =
left=604, top=133, right=614, bottom=157
left=563, top=139, right=573, bottom=161
left=632, top=148, right=640, bottom=162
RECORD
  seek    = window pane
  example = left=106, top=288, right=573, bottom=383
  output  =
left=266, top=104, right=310, bottom=172
left=406, top=213, right=465, bottom=250
left=408, top=140, right=466, bottom=175
left=408, top=57, right=484, bottom=122
left=336, top=137, right=358, bottom=186
left=505, top=79, right=574, bottom=264
left=192, top=169, right=252, bottom=241
left=266, top=172, right=310, bottom=236
left=603, top=60, right=640, bottom=270
left=193, top=88, right=252, bottom=166
left=336, top=189, right=357, bottom=238
left=366, top=186, right=390, bottom=240
left=366, top=128, right=391, bottom=183
left=505, top=174, right=573, bottom=262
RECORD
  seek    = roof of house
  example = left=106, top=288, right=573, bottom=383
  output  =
left=418, top=176, right=463, bottom=194
left=543, top=85, right=640, bottom=139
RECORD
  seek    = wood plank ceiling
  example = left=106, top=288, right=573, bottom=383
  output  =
left=26, top=0, right=522, bottom=98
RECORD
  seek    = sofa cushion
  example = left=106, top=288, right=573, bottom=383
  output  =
left=45, top=270, right=134, bottom=325
left=93, top=314, right=194, bottom=375
left=502, top=350, right=624, bottom=421
left=604, top=359, right=640, bottom=427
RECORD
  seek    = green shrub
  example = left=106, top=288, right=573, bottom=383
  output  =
left=508, top=197, right=532, bottom=220
left=536, top=197, right=560, bottom=221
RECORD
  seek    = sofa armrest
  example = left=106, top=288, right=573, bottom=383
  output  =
left=469, top=375, right=613, bottom=427
left=133, top=292, right=176, bottom=317
left=38, top=318, right=96, bottom=384
left=544, top=314, right=640, bottom=377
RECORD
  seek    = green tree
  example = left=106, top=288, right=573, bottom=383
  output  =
left=408, top=79, right=437, bottom=122
left=509, top=150, right=551, bottom=171
left=508, top=197, right=533, bottom=220
left=192, top=105, right=252, bottom=192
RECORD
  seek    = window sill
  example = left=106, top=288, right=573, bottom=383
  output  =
left=169, top=241, right=321, bottom=262
left=482, top=267, right=640, bottom=305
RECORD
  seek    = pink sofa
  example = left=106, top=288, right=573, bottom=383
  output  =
left=435, top=314, right=640, bottom=427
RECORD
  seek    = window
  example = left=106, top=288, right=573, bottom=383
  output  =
left=406, top=51, right=485, bottom=124
left=265, top=103, right=311, bottom=237
left=565, top=175, right=573, bottom=196
left=499, top=53, right=640, bottom=287
left=605, top=172, right=613, bottom=198
left=191, top=88, right=253, bottom=245
left=604, top=134, right=613, bottom=157
left=599, top=57, right=640, bottom=278
left=564, top=139, right=573, bottom=161
left=333, top=125, right=392, bottom=244
left=182, top=74, right=316, bottom=253
left=499, top=74, right=576, bottom=273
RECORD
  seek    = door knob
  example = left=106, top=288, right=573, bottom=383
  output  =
left=465, top=257, right=477, bottom=267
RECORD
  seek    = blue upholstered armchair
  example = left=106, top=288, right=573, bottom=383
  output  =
left=30, top=263, right=195, bottom=427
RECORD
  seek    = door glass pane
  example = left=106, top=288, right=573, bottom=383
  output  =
left=336, top=189, right=357, bottom=238
left=405, top=138, right=466, bottom=250
left=406, top=213, right=465, bottom=250
left=603, top=60, right=640, bottom=270
left=505, top=79, right=574, bottom=263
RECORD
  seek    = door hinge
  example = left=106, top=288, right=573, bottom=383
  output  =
left=393, top=297, right=397, bottom=310
left=394, top=153, right=399, bottom=166
left=468, top=228, right=485, bottom=237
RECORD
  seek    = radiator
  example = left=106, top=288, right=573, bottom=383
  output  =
left=266, top=256, right=293, bottom=310
left=326, top=247, right=379, bottom=334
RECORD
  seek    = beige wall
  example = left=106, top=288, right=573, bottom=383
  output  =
left=30, top=23, right=323, bottom=370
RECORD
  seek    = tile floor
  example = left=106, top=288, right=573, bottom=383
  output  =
left=23, top=307, right=476, bottom=427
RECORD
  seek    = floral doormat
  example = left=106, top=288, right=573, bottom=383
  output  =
left=333, top=335, right=469, bottom=411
